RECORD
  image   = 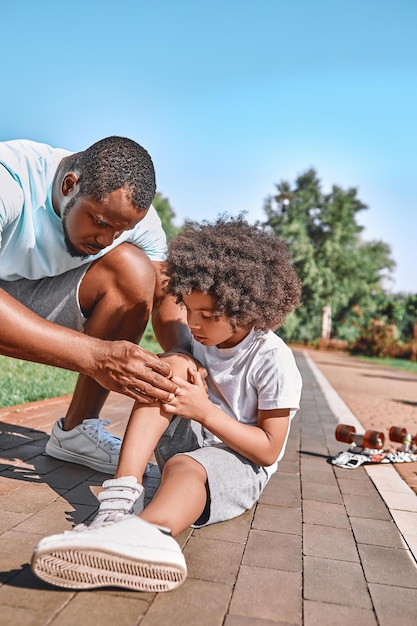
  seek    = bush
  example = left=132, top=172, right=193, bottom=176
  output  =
left=350, top=320, right=397, bottom=358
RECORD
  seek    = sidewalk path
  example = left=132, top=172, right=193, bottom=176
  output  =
left=0, top=349, right=416, bottom=625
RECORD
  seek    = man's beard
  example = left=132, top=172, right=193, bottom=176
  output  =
left=62, top=198, right=89, bottom=259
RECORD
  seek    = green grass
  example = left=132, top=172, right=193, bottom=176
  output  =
left=0, top=326, right=161, bottom=409
left=355, top=355, right=417, bottom=375
left=4, top=331, right=416, bottom=409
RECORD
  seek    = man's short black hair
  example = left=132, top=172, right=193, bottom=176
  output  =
left=69, top=136, right=156, bottom=211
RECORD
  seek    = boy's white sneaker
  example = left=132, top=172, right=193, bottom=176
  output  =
left=31, top=515, right=187, bottom=592
left=45, top=418, right=121, bottom=474
left=90, top=476, right=145, bottom=526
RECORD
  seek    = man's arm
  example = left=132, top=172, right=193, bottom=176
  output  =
left=0, top=288, right=179, bottom=402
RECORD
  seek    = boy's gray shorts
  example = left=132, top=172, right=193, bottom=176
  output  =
left=155, top=416, right=269, bottom=528
left=0, top=265, right=91, bottom=331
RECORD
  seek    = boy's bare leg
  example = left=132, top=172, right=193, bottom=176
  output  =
left=108, top=352, right=207, bottom=535
left=115, top=401, right=170, bottom=481
left=140, top=455, right=208, bottom=537
left=114, top=352, right=199, bottom=482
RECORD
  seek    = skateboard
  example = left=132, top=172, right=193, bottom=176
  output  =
left=335, top=424, right=385, bottom=450
left=388, top=426, right=417, bottom=451
left=330, top=423, right=417, bottom=469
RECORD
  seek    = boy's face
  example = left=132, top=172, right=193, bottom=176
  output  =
left=181, top=291, right=249, bottom=349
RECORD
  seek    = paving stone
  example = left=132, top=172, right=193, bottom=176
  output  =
left=369, top=583, right=417, bottom=626
left=301, top=467, right=337, bottom=486
left=333, top=466, right=370, bottom=481
left=0, top=475, right=28, bottom=496
left=194, top=506, right=253, bottom=542
left=300, top=455, right=330, bottom=472
left=304, top=600, right=377, bottom=625
left=142, top=579, right=232, bottom=626
left=229, top=565, right=302, bottom=624
left=0, top=566, right=73, bottom=612
left=224, top=617, right=286, bottom=626
left=243, top=529, right=302, bottom=572
left=350, top=516, right=407, bottom=549
left=342, top=493, right=391, bottom=520
left=358, top=544, right=417, bottom=587
left=259, top=472, right=301, bottom=508
left=0, top=509, right=29, bottom=536
left=337, top=476, right=382, bottom=497
left=48, top=592, right=149, bottom=626
left=13, top=498, right=93, bottom=534
left=0, top=605, right=45, bottom=626
left=301, top=481, right=343, bottom=505
left=278, top=459, right=300, bottom=474
left=61, top=480, right=103, bottom=507
left=0, top=482, right=61, bottom=514
left=252, top=503, right=302, bottom=535
left=303, top=524, right=359, bottom=562
left=184, top=536, right=244, bottom=584
left=304, top=556, right=372, bottom=609
left=302, top=500, right=350, bottom=529
left=0, top=531, right=42, bottom=582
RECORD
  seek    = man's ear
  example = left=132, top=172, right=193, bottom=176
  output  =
left=61, top=172, right=79, bottom=197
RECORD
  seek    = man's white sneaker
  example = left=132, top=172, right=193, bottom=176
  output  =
left=45, top=418, right=120, bottom=474
left=31, top=515, right=187, bottom=592
left=90, top=476, right=145, bottom=526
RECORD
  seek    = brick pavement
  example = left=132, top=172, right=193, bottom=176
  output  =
left=0, top=350, right=416, bottom=625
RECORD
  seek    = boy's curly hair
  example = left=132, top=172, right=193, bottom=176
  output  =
left=165, top=215, right=301, bottom=331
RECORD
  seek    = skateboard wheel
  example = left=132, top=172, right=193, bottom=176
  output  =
left=363, top=430, right=385, bottom=450
left=389, top=426, right=408, bottom=443
left=335, top=424, right=356, bottom=444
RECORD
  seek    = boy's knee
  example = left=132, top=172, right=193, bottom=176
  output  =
left=164, top=453, right=203, bottom=475
left=159, top=352, right=199, bottom=379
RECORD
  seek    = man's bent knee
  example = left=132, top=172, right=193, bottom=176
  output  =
left=79, top=244, right=156, bottom=317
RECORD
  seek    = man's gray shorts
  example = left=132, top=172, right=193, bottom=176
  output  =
left=155, top=416, right=269, bottom=528
left=0, top=265, right=91, bottom=332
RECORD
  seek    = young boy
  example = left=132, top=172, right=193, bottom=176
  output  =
left=31, top=216, right=302, bottom=593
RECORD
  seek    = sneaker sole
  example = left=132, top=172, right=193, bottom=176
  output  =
left=31, top=546, right=187, bottom=592
left=45, top=440, right=118, bottom=475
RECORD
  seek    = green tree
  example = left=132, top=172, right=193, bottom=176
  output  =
left=263, top=169, right=395, bottom=343
left=153, top=191, right=179, bottom=240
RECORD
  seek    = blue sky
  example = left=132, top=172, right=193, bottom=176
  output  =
left=1, top=0, right=416, bottom=293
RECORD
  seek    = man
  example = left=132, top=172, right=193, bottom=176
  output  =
left=0, top=136, right=190, bottom=473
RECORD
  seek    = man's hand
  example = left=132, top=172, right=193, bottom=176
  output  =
left=95, top=341, right=180, bottom=403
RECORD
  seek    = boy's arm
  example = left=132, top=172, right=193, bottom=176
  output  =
left=163, top=369, right=291, bottom=467
left=202, top=406, right=291, bottom=467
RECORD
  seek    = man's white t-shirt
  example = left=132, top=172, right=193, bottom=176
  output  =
left=191, top=328, right=302, bottom=477
left=0, top=139, right=167, bottom=280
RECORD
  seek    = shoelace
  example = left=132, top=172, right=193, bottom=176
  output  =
left=85, top=419, right=121, bottom=450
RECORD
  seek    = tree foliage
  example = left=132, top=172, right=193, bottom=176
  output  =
left=263, top=169, right=395, bottom=343
left=153, top=191, right=179, bottom=240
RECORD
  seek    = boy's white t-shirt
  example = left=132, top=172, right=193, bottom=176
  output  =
left=0, top=139, right=167, bottom=280
left=191, top=328, right=302, bottom=477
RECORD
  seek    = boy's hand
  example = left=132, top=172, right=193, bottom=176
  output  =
left=161, top=368, right=211, bottom=420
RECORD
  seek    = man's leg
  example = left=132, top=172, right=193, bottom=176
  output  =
left=45, top=244, right=157, bottom=472
left=64, top=244, right=156, bottom=429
